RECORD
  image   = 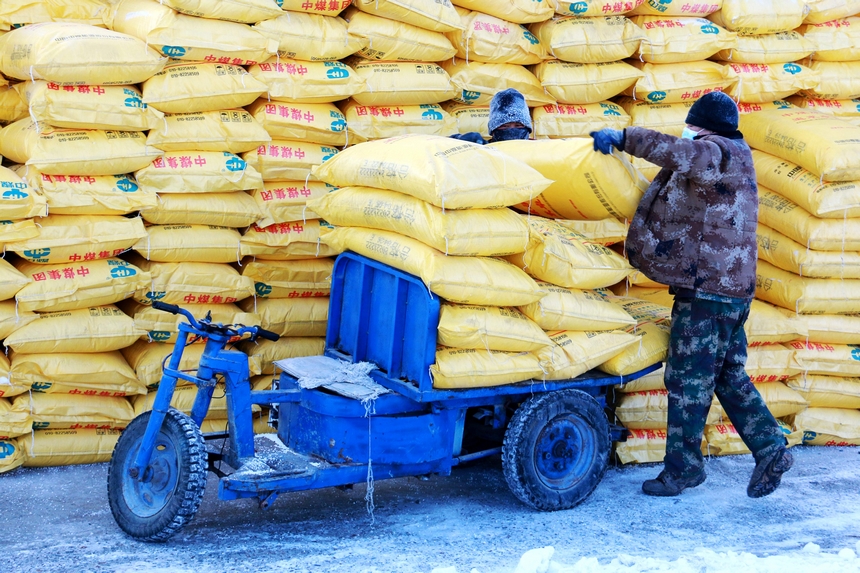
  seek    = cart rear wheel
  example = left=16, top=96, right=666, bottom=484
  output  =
left=502, top=389, right=609, bottom=511
left=108, top=409, right=207, bottom=542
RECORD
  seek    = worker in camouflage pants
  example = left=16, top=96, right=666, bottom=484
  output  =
left=590, top=92, right=792, bottom=498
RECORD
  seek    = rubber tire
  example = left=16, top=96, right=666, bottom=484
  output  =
left=108, top=408, right=207, bottom=542
left=502, top=389, right=609, bottom=511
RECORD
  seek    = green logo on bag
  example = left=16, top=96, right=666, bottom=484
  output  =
left=569, top=2, right=588, bottom=14
left=422, top=109, right=443, bottom=120
left=2, top=189, right=28, bottom=200
left=116, top=177, right=138, bottom=192
left=0, top=442, right=14, bottom=459
left=255, top=282, right=273, bottom=297
left=523, top=30, right=539, bottom=45
left=162, top=46, right=187, bottom=58
left=150, top=331, right=171, bottom=342
left=462, top=90, right=481, bottom=103
left=330, top=118, right=347, bottom=132
left=701, top=24, right=720, bottom=35
left=783, top=63, right=802, bottom=75
left=647, top=91, right=667, bottom=103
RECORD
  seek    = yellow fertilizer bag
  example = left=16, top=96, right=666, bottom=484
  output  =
left=442, top=59, right=555, bottom=107
left=313, top=134, right=550, bottom=210
left=624, top=60, right=734, bottom=105
left=4, top=305, right=142, bottom=354
left=0, top=354, right=26, bottom=399
left=140, top=192, right=263, bottom=228
left=247, top=100, right=347, bottom=147
left=239, top=337, right=325, bottom=375
left=128, top=302, right=260, bottom=343
left=790, top=313, right=860, bottom=345
left=421, top=350, right=532, bottom=391
left=16, top=82, right=164, bottom=132
left=0, top=22, right=165, bottom=85
left=431, top=347, right=543, bottom=389
left=25, top=172, right=156, bottom=216
left=308, top=186, right=529, bottom=256
left=758, top=186, right=860, bottom=251
left=533, top=60, right=644, bottom=104
left=14, top=258, right=149, bottom=313
left=708, top=0, right=807, bottom=35
left=757, top=223, right=860, bottom=280
left=804, top=0, right=860, bottom=24
left=238, top=297, right=329, bottom=337
left=723, top=62, right=819, bottom=104
left=353, top=0, right=463, bottom=33
left=240, top=220, right=337, bottom=261
left=252, top=181, right=336, bottom=227
left=800, top=18, right=860, bottom=62
left=507, top=217, right=633, bottom=289
left=752, top=150, right=860, bottom=219
left=803, top=61, right=860, bottom=101
left=341, top=102, right=458, bottom=145
left=615, top=390, right=722, bottom=429
left=787, top=97, right=860, bottom=124
left=447, top=11, right=548, bottom=65
left=0, top=83, right=27, bottom=124
left=519, top=281, right=637, bottom=331
left=615, top=365, right=665, bottom=393
left=122, top=341, right=206, bottom=389
left=240, top=258, right=334, bottom=299
left=0, top=300, right=36, bottom=340
left=23, top=428, right=122, bottom=466
left=598, top=319, right=670, bottom=376
left=609, top=295, right=670, bottom=322
left=617, top=285, right=673, bottom=308
left=786, top=340, right=860, bottom=377
left=5, top=215, right=146, bottom=265
left=0, top=119, right=163, bottom=176
left=788, top=375, right=860, bottom=409
left=617, top=97, right=692, bottom=136
left=128, top=257, right=254, bottom=306
left=739, top=109, right=860, bottom=182
left=345, top=8, right=456, bottom=62
left=0, top=220, right=40, bottom=249
left=146, top=110, right=271, bottom=155
left=0, top=165, right=46, bottom=220
left=795, top=407, right=860, bottom=446
left=279, top=0, right=352, bottom=15
left=746, top=342, right=802, bottom=382
left=0, top=258, right=30, bottom=302
left=538, top=329, right=638, bottom=380
left=615, top=428, right=674, bottom=465
left=746, top=299, right=807, bottom=344
left=718, top=381, right=807, bottom=418
left=437, top=303, right=552, bottom=352
left=630, top=0, right=721, bottom=15
left=242, top=140, right=339, bottom=181
left=14, top=392, right=134, bottom=429
left=142, top=62, right=268, bottom=114
left=134, top=225, right=242, bottom=264
left=756, top=260, right=860, bottom=314
left=135, top=151, right=263, bottom=195
left=491, top=138, right=646, bottom=220
left=322, top=226, right=543, bottom=306
left=553, top=0, right=645, bottom=17
left=0, top=400, right=30, bottom=440
left=249, top=59, right=365, bottom=104
left=555, top=218, right=627, bottom=246
left=451, top=0, right=553, bottom=24
left=147, top=13, right=277, bottom=65
left=159, top=0, right=283, bottom=24
left=632, top=16, right=735, bottom=64
left=349, top=60, right=458, bottom=106
left=12, top=352, right=145, bottom=397
left=704, top=424, right=750, bottom=456
left=253, top=13, right=365, bottom=62
left=714, top=32, right=813, bottom=64
left=532, top=102, right=631, bottom=139
left=531, top=16, right=644, bottom=64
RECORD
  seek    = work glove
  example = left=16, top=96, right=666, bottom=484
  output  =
left=449, top=132, right=486, bottom=145
left=590, top=128, right=624, bottom=155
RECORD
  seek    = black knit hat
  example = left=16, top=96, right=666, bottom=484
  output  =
left=488, top=88, right=532, bottom=134
left=685, top=91, right=739, bottom=134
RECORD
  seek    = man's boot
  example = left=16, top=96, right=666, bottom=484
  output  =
left=642, top=469, right=706, bottom=497
left=747, top=447, right=793, bottom=498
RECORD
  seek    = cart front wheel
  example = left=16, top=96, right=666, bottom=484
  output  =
left=503, top=389, right=609, bottom=511
left=107, top=409, right=207, bottom=542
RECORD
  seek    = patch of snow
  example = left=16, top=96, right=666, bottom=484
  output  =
left=514, top=547, right=555, bottom=573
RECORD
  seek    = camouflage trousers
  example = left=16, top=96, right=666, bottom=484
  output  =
left=664, top=297, right=786, bottom=478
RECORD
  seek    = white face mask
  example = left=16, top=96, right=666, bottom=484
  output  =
left=681, top=126, right=701, bottom=140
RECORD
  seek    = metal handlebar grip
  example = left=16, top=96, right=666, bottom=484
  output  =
left=152, top=301, right=182, bottom=314
left=256, top=328, right=280, bottom=342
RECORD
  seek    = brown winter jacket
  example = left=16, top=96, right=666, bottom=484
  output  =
left=623, top=126, right=758, bottom=299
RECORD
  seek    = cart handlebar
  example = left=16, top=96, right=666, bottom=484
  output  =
left=152, top=301, right=280, bottom=342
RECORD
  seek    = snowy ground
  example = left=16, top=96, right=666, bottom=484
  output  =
left=1, top=446, right=859, bottom=573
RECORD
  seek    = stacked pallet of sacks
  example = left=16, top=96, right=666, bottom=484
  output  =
left=308, top=134, right=665, bottom=388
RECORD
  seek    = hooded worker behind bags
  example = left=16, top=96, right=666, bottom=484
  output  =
left=449, top=88, right=532, bottom=144
left=590, top=92, right=794, bottom=499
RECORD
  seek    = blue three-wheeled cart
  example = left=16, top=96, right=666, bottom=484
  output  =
left=107, top=252, right=660, bottom=541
